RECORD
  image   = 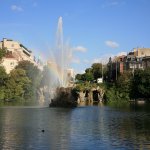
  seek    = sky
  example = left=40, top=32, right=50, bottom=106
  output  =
left=0, top=0, right=150, bottom=73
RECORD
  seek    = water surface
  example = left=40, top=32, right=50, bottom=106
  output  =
left=0, top=104, right=150, bottom=150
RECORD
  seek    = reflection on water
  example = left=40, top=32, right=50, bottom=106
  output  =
left=0, top=104, right=150, bottom=150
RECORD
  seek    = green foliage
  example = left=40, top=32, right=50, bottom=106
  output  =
left=0, top=67, right=7, bottom=100
left=75, top=73, right=87, bottom=82
left=75, top=83, right=85, bottom=91
left=116, top=71, right=132, bottom=95
left=16, top=60, right=42, bottom=98
left=0, top=66, right=8, bottom=85
left=5, top=69, right=31, bottom=100
left=75, top=74, right=82, bottom=81
left=0, top=48, right=7, bottom=61
left=105, top=86, right=130, bottom=104
left=91, top=63, right=102, bottom=80
left=0, top=87, right=5, bottom=100
left=75, top=58, right=150, bottom=105
left=104, top=68, right=150, bottom=104
left=16, top=60, right=41, bottom=82
left=130, top=68, right=150, bottom=99
left=104, top=71, right=132, bottom=103
left=84, top=73, right=94, bottom=82
left=84, top=68, right=94, bottom=81
left=75, top=63, right=104, bottom=82
left=0, top=60, right=42, bottom=102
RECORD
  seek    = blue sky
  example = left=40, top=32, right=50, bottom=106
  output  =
left=0, top=0, right=150, bottom=73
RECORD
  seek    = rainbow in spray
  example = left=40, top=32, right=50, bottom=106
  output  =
left=48, top=16, right=71, bottom=88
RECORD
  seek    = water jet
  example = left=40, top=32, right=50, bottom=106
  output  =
left=47, top=17, right=77, bottom=107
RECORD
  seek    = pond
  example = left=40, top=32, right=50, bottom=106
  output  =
left=0, top=103, right=150, bottom=150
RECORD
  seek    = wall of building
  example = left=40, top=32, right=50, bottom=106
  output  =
left=142, top=57, right=150, bottom=69
left=133, top=48, right=150, bottom=58
left=1, top=58, right=18, bottom=74
left=1, top=38, right=21, bottom=51
left=0, top=42, right=2, bottom=48
left=0, top=38, right=38, bottom=73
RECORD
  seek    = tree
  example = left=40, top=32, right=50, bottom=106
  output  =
left=0, top=66, right=7, bottom=100
left=0, top=66, right=8, bottom=85
left=5, top=69, right=31, bottom=100
left=91, top=63, right=102, bottom=80
left=16, top=60, right=41, bottom=81
left=84, top=68, right=94, bottom=81
left=75, top=74, right=83, bottom=81
left=116, top=71, right=132, bottom=100
left=85, top=68, right=92, bottom=73
left=16, top=60, right=42, bottom=98
left=0, top=48, right=7, bottom=62
left=130, top=68, right=150, bottom=99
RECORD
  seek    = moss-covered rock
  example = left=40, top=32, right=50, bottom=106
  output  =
left=49, top=87, right=78, bottom=108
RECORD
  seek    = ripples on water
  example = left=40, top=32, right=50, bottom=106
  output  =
left=0, top=104, right=150, bottom=150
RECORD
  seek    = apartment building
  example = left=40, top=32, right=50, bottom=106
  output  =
left=110, top=55, right=126, bottom=75
left=0, top=38, right=35, bottom=62
left=126, top=51, right=143, bottom=70
left=142, top=56, right=150, bottom=69
left=0, top=38, right=36, bottom=73
left=133, top=48, right=150, bottom=58
left=108, top=48, right=150, bottom=81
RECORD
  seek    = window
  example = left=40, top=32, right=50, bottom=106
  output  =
left=12, top=44, right=14, bottom=47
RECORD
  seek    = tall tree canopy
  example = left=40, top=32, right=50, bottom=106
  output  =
left=5, top=69, right=31, bottom=100
left=15, top=60, right=42, bottom=98
left=0, top=66, right=7, bottom=100
left=131, top=68, right=150, bottom=99
left=91, top=63, right=102, bottom=80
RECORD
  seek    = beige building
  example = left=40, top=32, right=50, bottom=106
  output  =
left=0, top=38, right=36, bottom=73
left=0, top=38, right=35, bottom=62
left=2, top=56, right=18, bottom=74
left=133, top=48, right=150, bottom=58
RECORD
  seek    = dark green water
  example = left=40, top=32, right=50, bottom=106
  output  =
left=0, top=104, right=150, bottom=150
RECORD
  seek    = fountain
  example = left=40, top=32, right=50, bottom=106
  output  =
left=47, top=17, right=78, bottom=107
left=47, top=16, right=71, bottom=87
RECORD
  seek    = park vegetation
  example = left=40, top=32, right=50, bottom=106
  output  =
left=75, top=62, right=150, bottom=104
left=0, top=47, right=150, bottom=104
left=0, top=62, right=42, bottom=102
left=0, top=48, right=48, bottom=103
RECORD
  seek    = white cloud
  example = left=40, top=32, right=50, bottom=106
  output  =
left=117, top=51, right=127, bottom=56
left=92, top=53, right=115, bottom=64
left=90, top=51, right=128, bottom=67
left=80, top=70, right=85, bottom=74
left=102, top=1, right=118, bottom=8
left=71, top=58, right=80, bottom=64
left=93, top=57, right=109, bottom=64
left=11, top=5, right=23, bottom=12
left=73, top=46, right=87, bottom=52
left=105, top=40, right=119, bottom=48
left=102, top=1, right=125, bottom=8
left=74, top=69, right=85, bottom=75
left=110, top=1, right=119, bottom=6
